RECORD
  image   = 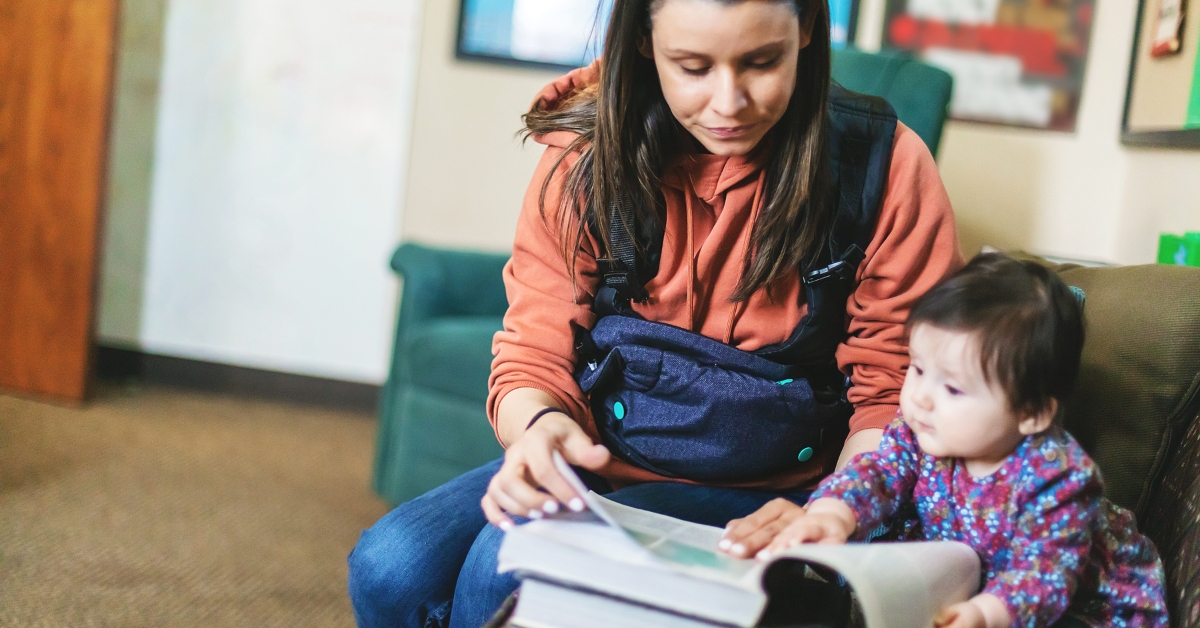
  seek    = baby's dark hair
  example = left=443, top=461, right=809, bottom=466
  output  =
left=908, top=253, right=1085, bottom=418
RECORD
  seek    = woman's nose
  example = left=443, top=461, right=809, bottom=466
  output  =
left=710, top=68, right=748, bottom=117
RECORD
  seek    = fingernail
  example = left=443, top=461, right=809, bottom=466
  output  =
left=542, top=500, right=559, bottom=514
left=528, top=509, right=543, bottom=519
left=717, top=539, right=732, bottom=550
left=568, top=498, right=584, bottom=512
left=499, top=521, right=513, bottom=531
left=731, top=543, right=746, bottom=556
left=756, top=549, right=771, bottom=560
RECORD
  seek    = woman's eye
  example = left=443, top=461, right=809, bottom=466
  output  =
left=745, top=57, right=780, bottom=70
left=681, top=65, right=709, bottom=76
left=945, top=385, right=963, bottom=396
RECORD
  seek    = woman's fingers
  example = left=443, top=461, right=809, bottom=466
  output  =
left=560, top=428, right=611, bottom=470
left=721, top=498, right=803, bottom=551
left=727, top=519, right=791, bottom=558
left=480, top=493, right=513, bottom=530
left=495, top=460, right=555, bottom=517
left=523, top=446, right=582, bottom=511
left=488, top=471, right=538, bottom=519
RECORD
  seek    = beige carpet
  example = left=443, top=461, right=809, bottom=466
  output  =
left=0, top=383, right=391, bottom=627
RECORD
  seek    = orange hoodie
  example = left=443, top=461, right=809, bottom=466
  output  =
left=488, top=71, right=963, bottom=491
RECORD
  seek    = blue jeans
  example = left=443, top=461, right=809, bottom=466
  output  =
left=347, top=459, right=812, bottom=628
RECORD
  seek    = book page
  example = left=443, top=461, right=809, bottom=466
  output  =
left=595, top=496, right=759, bottom=582
left=773, top=542, right=981, bottom=628
left=550, top=453, right=759, bottom=583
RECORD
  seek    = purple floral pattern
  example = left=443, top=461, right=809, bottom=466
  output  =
left=811, top=417, right=1169, bottom=628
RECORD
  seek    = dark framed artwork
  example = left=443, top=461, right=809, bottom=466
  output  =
left=456, top=0, right=861, bottom=72
left=1122, top=0, right=1200, bottom=148
left=879, top=0, right=1097, bottom=131
left=456, top=0, right=611, bottom=71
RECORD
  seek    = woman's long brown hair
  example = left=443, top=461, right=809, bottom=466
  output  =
left=522, top=0, right=833, bottom=302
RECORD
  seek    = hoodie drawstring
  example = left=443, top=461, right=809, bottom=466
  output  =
left=722, top=170, right=767, bottom=345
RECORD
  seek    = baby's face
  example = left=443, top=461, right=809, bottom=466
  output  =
left=899, top=324, right=1028, bottom=475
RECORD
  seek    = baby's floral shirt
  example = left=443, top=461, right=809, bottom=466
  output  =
left=811, top=417, right=1168, bottom=628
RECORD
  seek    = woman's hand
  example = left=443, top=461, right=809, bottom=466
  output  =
left=722, top=498, right=856, bottom=559
left=934, top=595, right=1011, bottom=628
left=480, top=411, right=610, bottom=529
left=719, top=498, right=808, bottom=558
left=758, top=498, right=856, bottom=557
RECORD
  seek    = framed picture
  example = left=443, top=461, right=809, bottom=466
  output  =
left=1151, top=0, right=1187, bottom=57
left=457, top=0, right=611, bottom=71
left=456, top=0, right=861, bottom=72
left=1122, top=0, right=1200, bottom=147
left=879, top=0, right=1097, bottom=132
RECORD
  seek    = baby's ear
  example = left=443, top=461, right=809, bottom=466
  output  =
left=1017, top=399, right=1058, bottom=436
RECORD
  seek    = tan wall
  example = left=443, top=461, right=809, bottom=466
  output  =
left=399, top=0, right=563, bottom=252
left=936, top=0, right=1200, bottom=264
left=97, top=0, right=168, bottom=345
left=399, top=0, right=1200, bottom=264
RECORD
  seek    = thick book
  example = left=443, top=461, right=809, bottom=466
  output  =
left=497, top=453, right=980, bottom=628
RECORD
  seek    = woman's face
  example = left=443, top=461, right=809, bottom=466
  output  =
left=648, top=0, right=809, bottom=156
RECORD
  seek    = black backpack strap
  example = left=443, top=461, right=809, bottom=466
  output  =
left=805, top=85, right=896, bottom=286
left=595, top=193, right=652, bottom=316
left=753, top=86, right=896, bottom=369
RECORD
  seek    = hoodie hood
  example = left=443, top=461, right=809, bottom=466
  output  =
left=528, top=61, right=601, bottom=149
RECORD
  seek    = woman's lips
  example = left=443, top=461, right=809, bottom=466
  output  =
left=705, top=124, right=754, bottom=139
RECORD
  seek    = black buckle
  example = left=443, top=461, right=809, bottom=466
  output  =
left=804, top=245, right=865, bottom=285
left=598, top=258, right=649, bottom=303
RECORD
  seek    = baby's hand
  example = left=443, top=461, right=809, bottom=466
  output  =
left=759, top=499, right=855, bottom=558
left=934, top=601, right=986, bottom=628
left=935, top=595, right=1011, bottom=628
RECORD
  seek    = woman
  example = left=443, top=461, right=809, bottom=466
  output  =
left=349, top=0, right=961, bottom=626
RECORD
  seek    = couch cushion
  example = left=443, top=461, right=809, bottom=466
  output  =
left=400, top=316, right=505, bottom=405
left=1051, top=263, right=1200, bottom=514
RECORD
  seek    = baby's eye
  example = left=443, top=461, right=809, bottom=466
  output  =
left=945, top=385, right=963, bottom=396
left=911, top=366, right=923, bottom=376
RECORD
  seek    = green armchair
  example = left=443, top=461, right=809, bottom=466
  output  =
left=372, top=243, right=509, bottom=505
left=831, top=48, right=954, bottom=157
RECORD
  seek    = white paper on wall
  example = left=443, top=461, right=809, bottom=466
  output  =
left=142, top=0, right=421, bottom=382
left=923, top=48, right=1054, bottom=127
left=905, top=0, right=1001, bottom=25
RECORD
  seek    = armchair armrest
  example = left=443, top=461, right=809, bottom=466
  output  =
left=390, top=242, right=510, bottom=331
left=1141, top=400, right=1200, bottom=628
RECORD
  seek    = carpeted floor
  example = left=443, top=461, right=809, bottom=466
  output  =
left=0, top=383, right=391, bottom=627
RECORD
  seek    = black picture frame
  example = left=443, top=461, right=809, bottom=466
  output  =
left=1121, top=0, right=1200, bottom=148
left=453, top=0, right=862, bottom=73
left=454, top=1, right=603, bottom=73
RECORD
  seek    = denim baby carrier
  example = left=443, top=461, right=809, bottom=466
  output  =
left=573, top=86, right=898, bottom=482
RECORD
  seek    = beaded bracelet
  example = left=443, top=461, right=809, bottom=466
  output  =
left=526, top=407, right=568, bottom=431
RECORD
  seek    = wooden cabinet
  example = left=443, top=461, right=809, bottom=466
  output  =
left=0, top=0, right=117, bottom=401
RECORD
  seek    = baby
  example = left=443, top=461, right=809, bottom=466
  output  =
left=724, top=253, right=1168, bottom=628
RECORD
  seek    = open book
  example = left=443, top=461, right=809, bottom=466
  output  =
left=497, top=453, right=980, bottom=628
